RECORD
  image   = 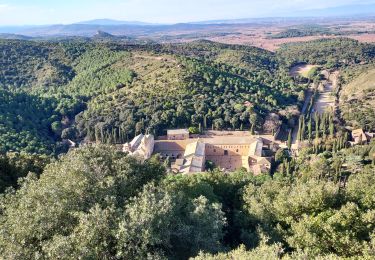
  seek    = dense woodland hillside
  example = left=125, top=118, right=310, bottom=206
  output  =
left=278, top=38, right=375, bottom=132
left=277, top=38, right=375, bottom=68
left=0, top=39, right=303, bottom=153
left=1, top=38, right=375, bottom=153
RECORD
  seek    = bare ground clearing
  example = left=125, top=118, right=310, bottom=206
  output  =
left=289, top=64, right=318, bottom=77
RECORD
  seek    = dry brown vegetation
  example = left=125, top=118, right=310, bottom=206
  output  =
left=150, top=20, right=375, bottom=51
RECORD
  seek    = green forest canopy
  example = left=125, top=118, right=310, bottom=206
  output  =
left=0, top=38, right=375, bottom=154
left=0, top=144, right=374, bottom=259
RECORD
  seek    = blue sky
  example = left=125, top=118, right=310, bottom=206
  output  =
left=0, top=0, right=374, bottom=25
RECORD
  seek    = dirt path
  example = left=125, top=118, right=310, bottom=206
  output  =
left=291, top=70, right=339, bottom=148
left=313, top=83, right=335, bottom=115
left=313, top=71, right=339, bottom=115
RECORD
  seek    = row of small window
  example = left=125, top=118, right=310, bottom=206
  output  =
left=213, top=149, right=239, bottom=153
left=208, top=145, right=249, bottom=149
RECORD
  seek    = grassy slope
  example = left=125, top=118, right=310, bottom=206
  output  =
left=340, top=67, right=375, bottom=131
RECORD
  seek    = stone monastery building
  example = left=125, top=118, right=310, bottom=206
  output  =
left=124, top=129, right=277, bottom=175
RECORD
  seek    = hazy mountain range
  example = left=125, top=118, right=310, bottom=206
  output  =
left=0, top=3, right=374, bottom=38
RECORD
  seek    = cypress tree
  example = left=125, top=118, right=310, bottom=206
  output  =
left=315, top=113, right=320, bottom=140
left=287, top=130, right=292, bottom=150
left=301, top=116, right=306, bottom=141
left=321, top=114, right=327, bottom=139
left=100, top=126, right=104, bottom=143
left=297, top=118, right=302, bottom=142
left=95, top=127, right=100, bottom=143
left=286, top=160, right=291, bottom=176
left=344, top=132, right=349, bottom=148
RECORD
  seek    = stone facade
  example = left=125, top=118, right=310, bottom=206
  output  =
left=167, top=129, right=190, bottom=140
left=123, top=131, right=276, bottom=174
left=154, top=134, right=275, bottom=175
left=350, top=129, right=374, bottom=145
left=123, top=134, right=154, bottom=160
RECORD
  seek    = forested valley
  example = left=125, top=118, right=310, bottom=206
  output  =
left=1, top=38, right=375, bottom=154
left=1, top=37, right=375, bottom=259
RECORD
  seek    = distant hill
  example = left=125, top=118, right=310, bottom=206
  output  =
left=76, top=19, right=156, bottom=26
left=0, top=7, right=375, bottom=38
left=93, top=30, right=116, bottom=38
left=0, top=33, right=32, bottom=40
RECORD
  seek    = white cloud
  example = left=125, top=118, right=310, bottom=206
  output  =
left=0, top=3, right=10, bottom=12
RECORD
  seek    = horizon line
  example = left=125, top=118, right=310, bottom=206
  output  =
left=1, top=13, right=374, bottom=28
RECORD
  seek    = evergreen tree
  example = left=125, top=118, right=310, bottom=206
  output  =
left=308, top=117, right=312, bottom=141
left=301, top=116, right=306, bottom=141
left=287, top=130, right=292, bottom=150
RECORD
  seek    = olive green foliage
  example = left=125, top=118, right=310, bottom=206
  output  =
left=194, top=243, right=283, bottom=260
left=1, top=145, right=374, bottom=259
left=269, top=25, right=334, bottom=39
left=0, top=39, right=303, bottom=152
left=2, top=38, right=374, bottom=154
left=0, top=39, right=76, bottom=88
left=76, top=41, right=302, bottom=143
left=0, top=146, right=227, bottom=259
left=277, top=38, right=375, bottom=68
left=0, top=89, right=67, bottom=154
left=1, top=37, right=375, bottom=259
left=188, top=126, right=200, bottom=134
left=0, top=152, right=50, bottom=193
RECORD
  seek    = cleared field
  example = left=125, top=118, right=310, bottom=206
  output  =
left=289, top=64, right=318, bottom=77
left=314, top=83, right=335, bottom=115
left=164, top=21, right=375, bottom=51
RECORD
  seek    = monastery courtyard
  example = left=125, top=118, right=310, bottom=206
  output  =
left=153, top=130, right=284, bottom=175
